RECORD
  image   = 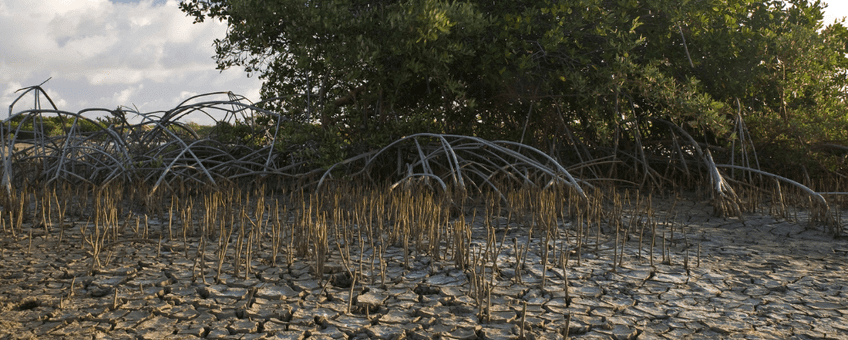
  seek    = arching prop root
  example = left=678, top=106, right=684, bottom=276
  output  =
left=1, top=84, right=307, bottom=196
left=317, top=133, right=589, bottom=203
left=705, top=151, right=744, bottom=220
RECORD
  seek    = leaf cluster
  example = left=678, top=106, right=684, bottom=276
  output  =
left=180, top=0, right=848, bottom=178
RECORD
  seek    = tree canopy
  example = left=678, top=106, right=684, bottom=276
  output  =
left=180, top=0, right=848, bottom=178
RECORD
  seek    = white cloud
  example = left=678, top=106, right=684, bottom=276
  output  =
left=113, top=84, right=143, bottom=105
left=0, top=0, right=263, bottom=124
left=2, top=82, right=26, bottom=116
left=176, top=91, right=200, bottom=105
left=44, top=88, right=69, bottom=110
left=823, top=1, right=848, bottom=26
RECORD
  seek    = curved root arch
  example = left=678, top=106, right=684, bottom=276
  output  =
left=317, top=133, right=589, bottom=202
left=1, top=85, right=301, bottom=195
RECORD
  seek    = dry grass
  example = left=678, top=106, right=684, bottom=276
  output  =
left=1, top=84, right=846, bottom=283
left=0, top=175, right=843, bottom=289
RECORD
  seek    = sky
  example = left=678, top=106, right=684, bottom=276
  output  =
left=0, top=0, right=263, bottom=125
left=1, top=0, right=847, bottom=125
left=820, top=1, right=848, bottom=30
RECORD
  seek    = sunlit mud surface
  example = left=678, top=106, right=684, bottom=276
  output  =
left=1, top=196, right=846, bottom=340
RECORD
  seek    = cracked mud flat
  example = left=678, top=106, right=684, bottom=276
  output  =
left=1, top=198, right=847, bottom=340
